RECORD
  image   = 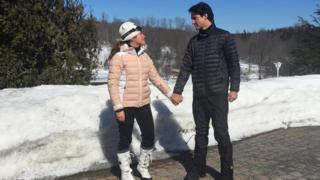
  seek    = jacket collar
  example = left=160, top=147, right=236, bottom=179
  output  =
left=198, top=23, right=216, bottom=39
left=120, top=43, right=147, bottom=56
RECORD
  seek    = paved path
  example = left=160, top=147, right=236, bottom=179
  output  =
left=59, top=126, right=320, bottom=180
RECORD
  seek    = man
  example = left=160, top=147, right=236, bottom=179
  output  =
left=171, top=2, right=240, bottom=180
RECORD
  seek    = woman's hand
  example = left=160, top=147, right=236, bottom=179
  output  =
left=170, top=93, right=183, bottom=105
left=116, top=110, right=125, bottom=122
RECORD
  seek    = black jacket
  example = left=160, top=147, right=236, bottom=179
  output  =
left=173, top=24, right=240, bottom=97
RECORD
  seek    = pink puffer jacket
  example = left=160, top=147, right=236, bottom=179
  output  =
left=108, top=44, right=172, bottom=111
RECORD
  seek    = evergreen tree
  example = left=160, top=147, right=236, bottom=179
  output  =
left=0, top=0, right=98, bottom=89
left=290, top=5, right=320, bottom=75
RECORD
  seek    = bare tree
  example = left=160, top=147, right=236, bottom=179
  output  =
left=174, top=16, right=186, bottom=30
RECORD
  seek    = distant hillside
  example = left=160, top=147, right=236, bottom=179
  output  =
left=96, top=19, right=303, bottom=78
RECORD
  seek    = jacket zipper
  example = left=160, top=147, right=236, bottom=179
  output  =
left=137, top=56, right=142, bottom=107
left=203, top=40, right=208, bottom=95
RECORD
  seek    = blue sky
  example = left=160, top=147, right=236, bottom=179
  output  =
left=81, top=0, right=319, bottom=33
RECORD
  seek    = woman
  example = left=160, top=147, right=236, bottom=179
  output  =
left=107, top=21, right=176, bottom=180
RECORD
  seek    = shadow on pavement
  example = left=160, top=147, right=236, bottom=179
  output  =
left=98, top=100, right=121, bottom=179
left=152, top=100, right=194, bottom=176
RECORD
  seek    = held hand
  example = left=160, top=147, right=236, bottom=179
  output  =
left=170, top=93, right=183, bottom=105
left=228, top=91, right=238, bottom=102
left=116, top=110, right=125, bottom=122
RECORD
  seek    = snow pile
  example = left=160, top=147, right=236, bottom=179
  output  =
left=1, top=75, right=320, bottom=179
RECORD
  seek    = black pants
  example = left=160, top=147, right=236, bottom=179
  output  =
left=193, top=92, right=233, bottom=179
left=117, top=104, right=154, bottom=152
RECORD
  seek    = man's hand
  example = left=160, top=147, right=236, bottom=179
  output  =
left=116, top=110, right=125, bottom=122
left=170, top=93, right=183, bottom=105
left=228, top=91, right=238, bottom=102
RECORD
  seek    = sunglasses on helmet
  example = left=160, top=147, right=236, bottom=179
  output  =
left=121, top=26, right=142, bottom=40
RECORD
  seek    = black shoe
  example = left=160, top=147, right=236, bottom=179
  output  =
left=184, top=171, right=206, bottom=179
left=220, top=174, right=233, bottom=180
left=197, top=168, right=206, bottom=178
left=220, top=165, right=233, bottom=180
left=184, top=172, right=199, bottom=180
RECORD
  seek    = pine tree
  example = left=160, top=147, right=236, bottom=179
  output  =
left=0, top=0, right=98, bottom=89
left=291, top=5, right=320, bottom=75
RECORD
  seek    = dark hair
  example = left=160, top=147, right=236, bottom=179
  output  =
left=188, top=2, right=214, bottom=22
left=107, top=41, right=126, bottom=62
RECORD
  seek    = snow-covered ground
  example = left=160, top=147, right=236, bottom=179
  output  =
left=1, top=75, right=320, bottom=179
left=90, top=45, right=265, bottom=86
left=90, top=45, right=110, bottom=84
left=240, top=62, right=261, bottom=80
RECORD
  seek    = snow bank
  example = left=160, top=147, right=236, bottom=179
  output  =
left=1, top=75, right=320, bottom=179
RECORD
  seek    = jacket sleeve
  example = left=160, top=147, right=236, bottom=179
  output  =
left=107, top=54, right=124, bottom=111
left=223, top=33, right=240, bottom=92
left=147, top=55, right=172, bottom=98
left=173, top=40, right=193, bottom=95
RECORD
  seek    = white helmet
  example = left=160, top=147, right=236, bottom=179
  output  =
left=119, top=21, right=142, bottom=41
